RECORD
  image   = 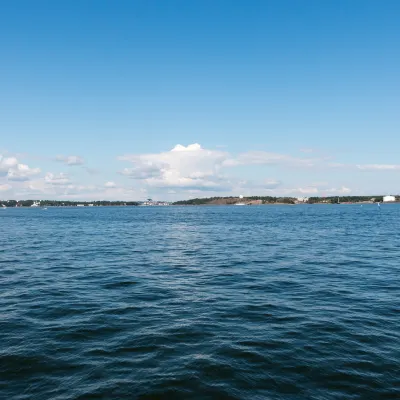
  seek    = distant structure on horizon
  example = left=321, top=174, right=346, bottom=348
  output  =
left=383, top=195, right=396, bottom=202
left=141, top=199, right=170, bottom=206
left=235, top=195, right=246, bottom=206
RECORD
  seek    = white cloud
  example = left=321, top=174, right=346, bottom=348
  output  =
left=223, top=151, right=318, bottom=168
left=356, top=164, right=400, bottom=171
left=7, top=163, right=41, bottom=181
left=8, top=175, right=144, bottom=201
left=0, top=156, right=18, bottom=176
left=329, top=163, right=400, bottom=171
left=104, top=181, right=116, bottom=188
left=44, top=172, right=71, bottom=185
left=119, top=164, right=165, bottom=179
left=0, top=155, right=41, bottom=182
left=55, top=155, right=85, bottom=166
left=117, top=144, right=331, bottom=195
left=119, top=143, right=230, bottom=191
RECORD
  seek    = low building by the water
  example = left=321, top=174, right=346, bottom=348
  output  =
left=296, top=197, right=309, bottom=203
left=141, top=199, right=170, bottom=206
left=383, top=195, right=396, bottom=202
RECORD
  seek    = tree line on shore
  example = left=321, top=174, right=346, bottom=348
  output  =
left=173, top=196, right=297, bottom=205
left=307, top=196, right=386, bottom=204
left=173, top=195, right=392, bottom=205
left=0, top=200, right=139, bottom=207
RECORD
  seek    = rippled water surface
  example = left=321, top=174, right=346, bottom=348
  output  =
left=1, top=205, right=399, bottom=399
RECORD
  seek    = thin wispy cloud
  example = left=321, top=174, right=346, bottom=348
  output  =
left=104, top=181, right=117, bottom=188
left=82, top=167, right=100, bottom=175
left=299, top=148, right=315, bottom=154
left=356, top=164, right=400, bottom=171
left=45, top=173, right=71, bottom=185
left=55, top=155, right=85, bottom=166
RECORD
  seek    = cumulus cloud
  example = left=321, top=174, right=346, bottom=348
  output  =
left=0, top=155, right=41, bottom=182
left=0, top=156, right=18, bottom=176
left=55, top=155, right=85, bottom=166
left=44, top=172, right=71, bottom=185
left=117, top=143, right=335, bottom=195
left=7, top=164, right=41, bottom=181
left=117, top=144, right=330, bottom=194
left=119, top=143, right=230, bottom=190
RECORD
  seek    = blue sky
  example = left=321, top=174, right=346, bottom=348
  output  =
left=1, top=0, right=400, bottom=200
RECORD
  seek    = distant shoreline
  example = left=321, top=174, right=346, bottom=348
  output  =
left=3, top=202, right=400, bottom=209
left=2, top=196, right=399, bottom=208
left=174, top=202, right=399, bottom=206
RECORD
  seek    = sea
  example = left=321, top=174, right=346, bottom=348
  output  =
left=1, top=205, right=399, bottom=399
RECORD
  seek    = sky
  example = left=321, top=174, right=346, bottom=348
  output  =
left=1, top=0, right=400, bottom=200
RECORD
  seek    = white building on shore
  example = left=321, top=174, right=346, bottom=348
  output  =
left=296, top=197, right=309, bottom=203
left=383, top=195, right=396, bottom=202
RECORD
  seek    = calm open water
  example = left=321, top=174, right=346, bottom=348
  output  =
left=1, top=205, right=399, bottom=399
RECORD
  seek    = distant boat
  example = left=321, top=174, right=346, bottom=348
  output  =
left=1, top=205, right=6, bottom=209
left=235, top=195, right=246, bottom=206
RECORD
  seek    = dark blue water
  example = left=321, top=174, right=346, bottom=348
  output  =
left=1, top=205, right=399, bottom=399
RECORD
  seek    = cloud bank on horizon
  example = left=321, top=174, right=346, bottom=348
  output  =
left=1, top=143, right=399, bottom=201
